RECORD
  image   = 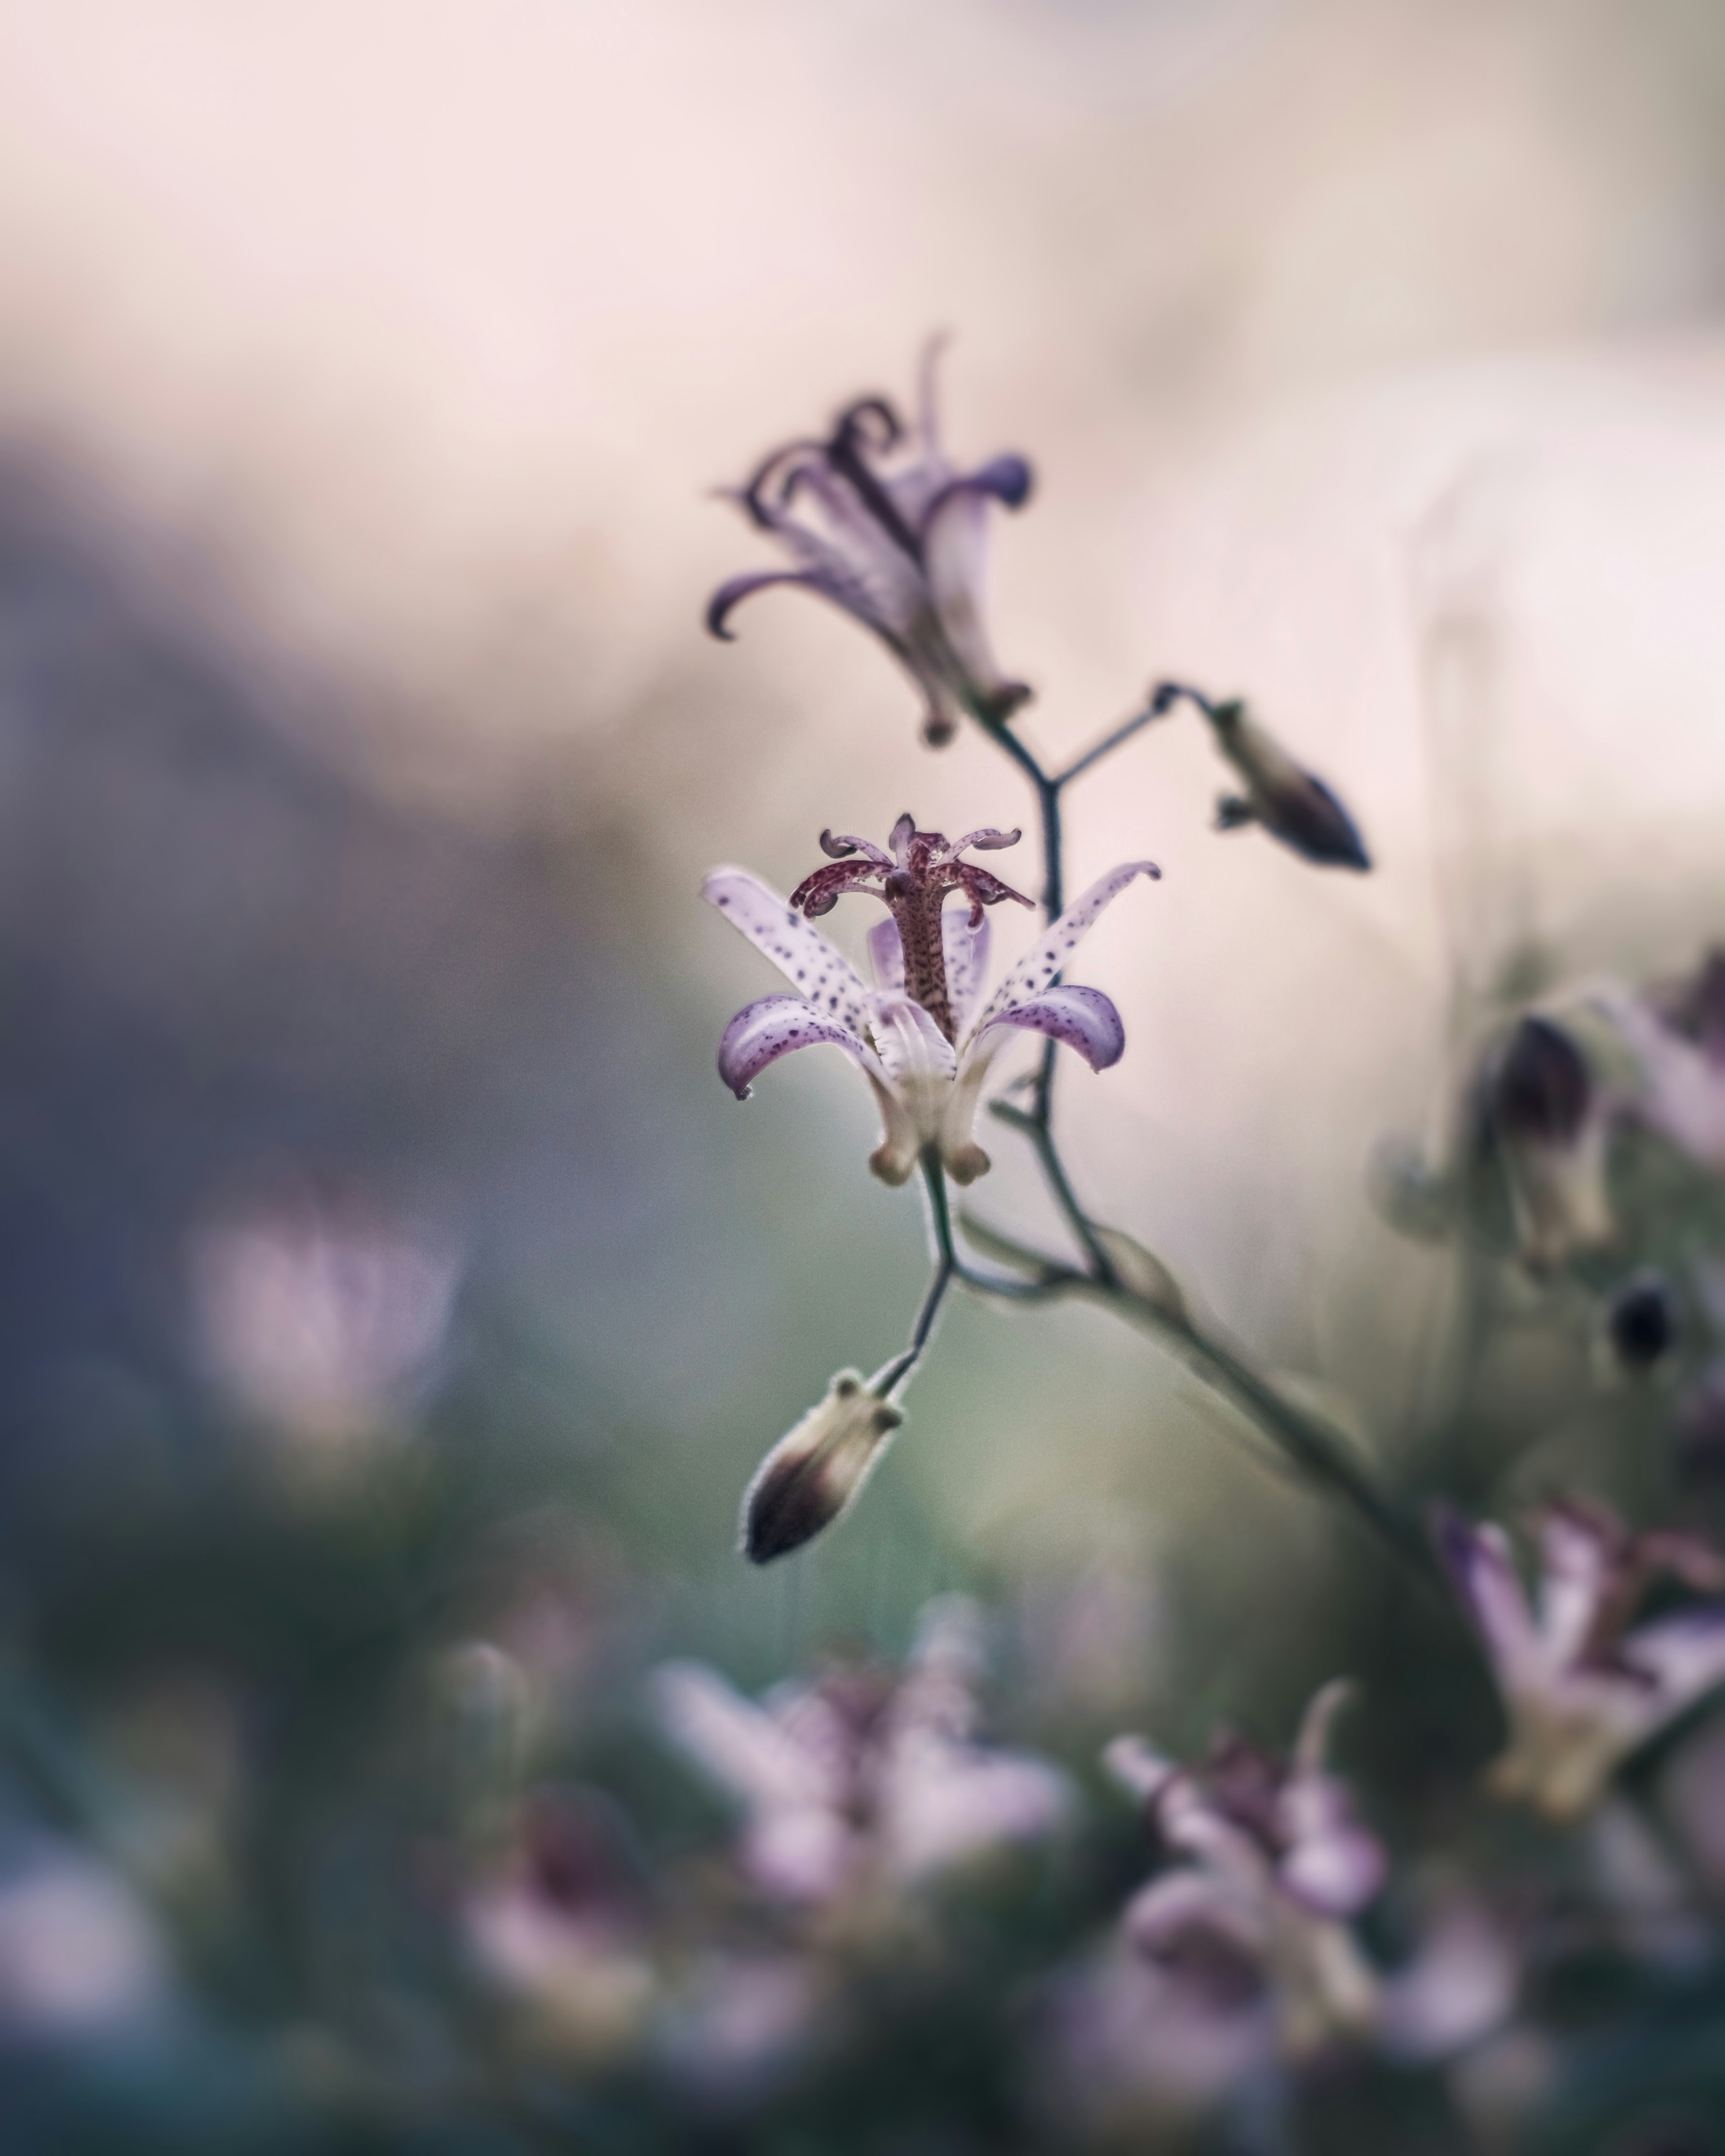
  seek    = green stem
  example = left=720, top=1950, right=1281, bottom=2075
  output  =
left=1053, top=700, right=1166, bottom=788
left=871, top=1153, right=958, bottom=1397
left=965, top=690, right=1439, bottom=1589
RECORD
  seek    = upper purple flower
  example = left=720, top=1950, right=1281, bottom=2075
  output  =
left=706, top=346, right=1034, bottom=747
left=704, top=816, right=1158, bottom=1186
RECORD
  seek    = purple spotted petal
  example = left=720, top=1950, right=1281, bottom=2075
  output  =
left=972, top=985, right=1125, bottom=1072
left=973, top=861, right=1159, bottom=1033
left=717, top=996, right=870, bottom=1101
left=703, top=870, right=874, bottom=1036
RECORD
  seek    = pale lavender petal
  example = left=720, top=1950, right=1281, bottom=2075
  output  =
left=893, top=1594, right=986, bottom=1746
left=1123, top=1869, right=1268, bottom=1965
left=740, top=1807, right=858, bottom=1905
left=882, top=1743, right=1071, bottom=1882
left=1156, top=1794, right=1274, bottom=1893
left=920, top=483, right=1024, bottom=716
left=772, top=459, right=926, bottom=636
left=921, top=455, right=1035, bottom=531
left=706, top=569, right=836, bottom=641
left=1378, top=1903, right=1517, bottom=2063
left=867, top=917, right=904, bottom=993
left=703, top=870, right=873, bottom=1034
left=971, top=862, right=1159, bottom=1036
left=717, top=996, right=871, bottom=1101
left=941, top=909, right=991, bottom=1032
left=1434, top=1508, right=1541, bottom=1689
left=651, top=1662, right=839, bottom=1813
left=1277, top=1782, right=1386, bottom=1917
left=971, top=985, right=1125, bottom=1073
left=1535, top=1510, right=1613, bottom=1667
left=1621, top=1605, right=1725, bottom=1716
left=1102, top=1734, right=1178, bottom=1808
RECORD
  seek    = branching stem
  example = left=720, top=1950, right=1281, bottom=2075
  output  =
left=963, top=690, right=1439, bottom=1588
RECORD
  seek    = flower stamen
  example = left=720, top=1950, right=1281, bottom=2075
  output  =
left=788, top=817, right=1032, bottom=1043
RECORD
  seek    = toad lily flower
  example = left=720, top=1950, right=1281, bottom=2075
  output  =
left=652, top=1598, right=1071, bottom=1911
left=1437, top=1500, right=1725, bottom=1821
left=1104, top=1682, right=1386, bottom=2059
left=705, top=817, right=1158, bottom=1187
left=706, top=350, right=1034, bottom=747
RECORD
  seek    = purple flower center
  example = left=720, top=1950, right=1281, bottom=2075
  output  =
left=788, top=814, right=1031, bottom=1043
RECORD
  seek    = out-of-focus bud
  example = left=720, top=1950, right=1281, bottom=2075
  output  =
left=1606, top=1269, right=1680, bottom=1370
left=1196, top=697, right=1371, bottom=871
left=739, top=1373, right=902, bottom=1564
left=1485, top=1015, right=1614, bottom=1272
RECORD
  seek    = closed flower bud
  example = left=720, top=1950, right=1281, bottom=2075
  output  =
left=740, top=1372, right=903, bottom=1564
left=1606, top=1269, right=1680, bottom=1370
left=1202, top=699, right=1371, bottom=871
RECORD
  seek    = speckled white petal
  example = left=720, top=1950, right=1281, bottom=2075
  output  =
left=970, top=984, right=1125, bottom=1073
left=970, top=862, right=1158, bottom=1038
left=717, top=996, right=872, bottom=1100
left=704, top=869, right=873, bottom=1035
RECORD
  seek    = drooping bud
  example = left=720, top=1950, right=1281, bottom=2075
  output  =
left=1202, top=699, right=1371, bottom=871
left=739, top=1372, right=903, bottom=1564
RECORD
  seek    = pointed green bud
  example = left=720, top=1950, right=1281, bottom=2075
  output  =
left=740, top=1372, right=904, bottom=1564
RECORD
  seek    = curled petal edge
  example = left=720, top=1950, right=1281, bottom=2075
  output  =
left=971, top=983, right=1126, bottom=1074
left=716, top=996, right=874, bottom=1100
left=706, top=567, right=840, bottom=641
